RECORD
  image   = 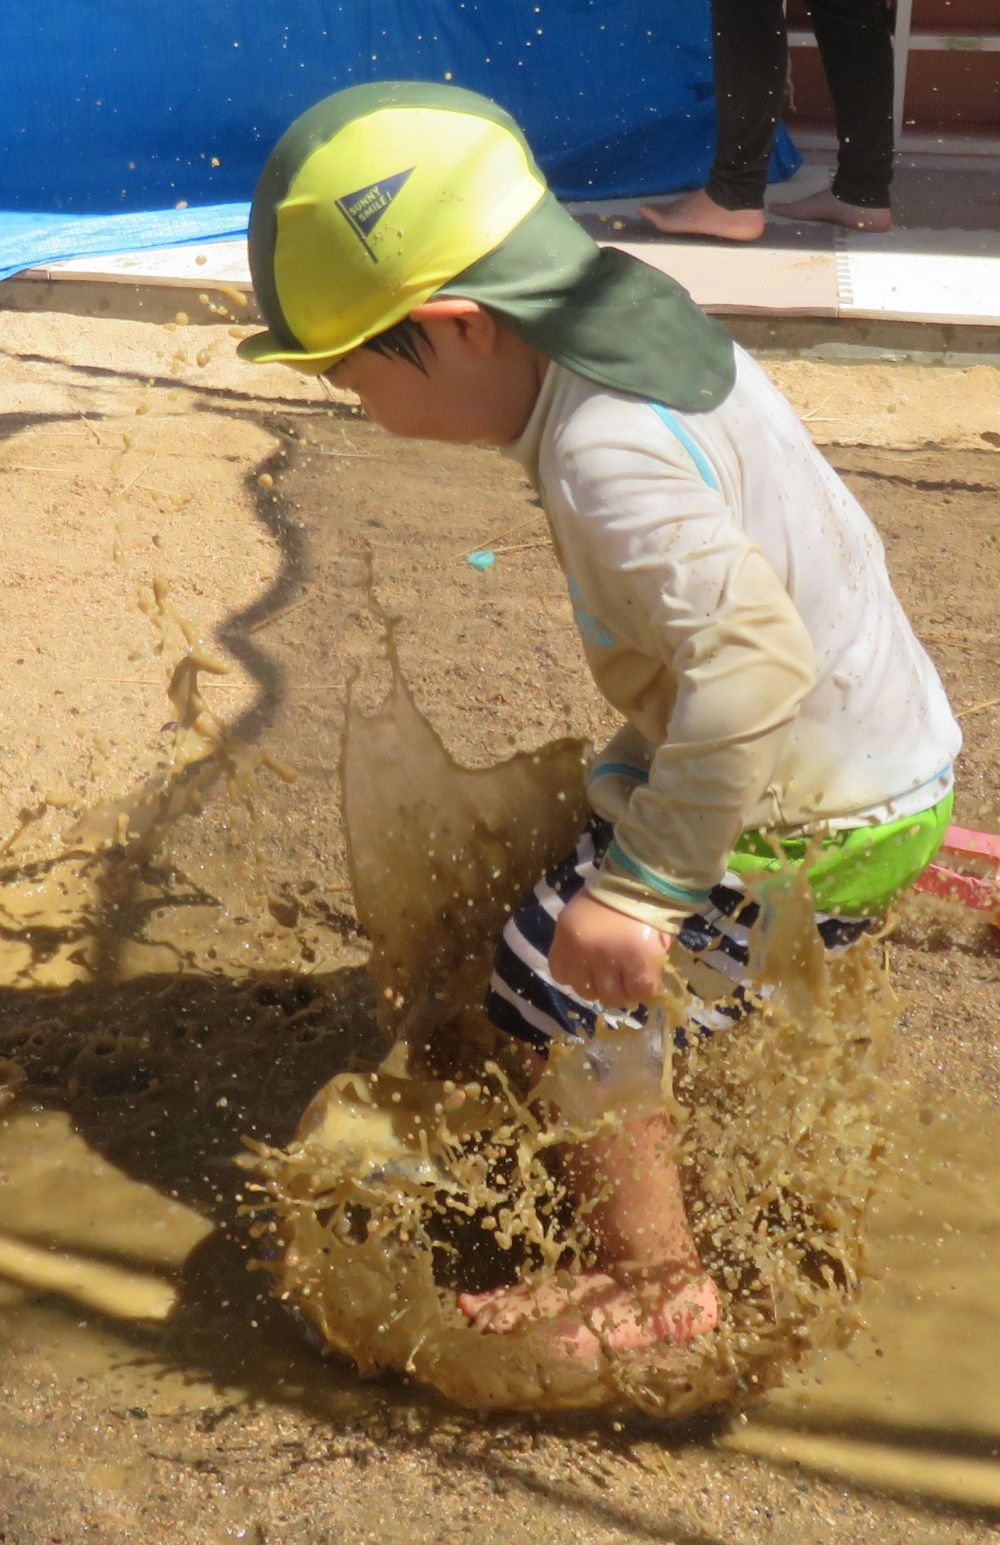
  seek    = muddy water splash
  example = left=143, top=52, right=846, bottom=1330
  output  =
left=247, top=654, right=897, bottom=1416
left=339, top=629, right=589, bottom=1056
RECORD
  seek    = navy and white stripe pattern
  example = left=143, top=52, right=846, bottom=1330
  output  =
left=484, top=817, right=873, bottom=1054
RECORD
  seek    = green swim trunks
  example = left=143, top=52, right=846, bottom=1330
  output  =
left=729, top=792, right=953, bottom=917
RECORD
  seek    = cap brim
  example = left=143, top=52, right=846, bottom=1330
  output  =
left=237, top=328, right=344, bottom=374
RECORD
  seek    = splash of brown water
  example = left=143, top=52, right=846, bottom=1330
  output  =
left=341, top=624, right=589, bottom=1055
left=247, top=655, right=896, bottom=1416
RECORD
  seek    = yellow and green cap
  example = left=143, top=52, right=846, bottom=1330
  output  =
left=240, top=80, right=736, bottom=413
left=239, top=81, right=548, bottom=372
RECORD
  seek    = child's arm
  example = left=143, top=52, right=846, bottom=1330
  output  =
left=549, top=889, right=670, bottom=1008
left=552, top=419, right=818, bottom=948
left=589, top=535, right=816, bottom=929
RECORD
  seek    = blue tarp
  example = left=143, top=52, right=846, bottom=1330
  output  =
left=0, top=206, right=252, bottom=284
left=1, top=1, right=799, bottom=282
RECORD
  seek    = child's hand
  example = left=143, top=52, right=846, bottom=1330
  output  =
left=549, top=892, right=671, bottom=1009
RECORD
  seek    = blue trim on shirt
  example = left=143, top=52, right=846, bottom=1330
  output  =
left=606, top=839, right=711, bottom=904
left=589, top=761, right=649, bottom=784
left=649, top=403, right=718, bottom=490
left=567, top=575, right=616, bottom=648
left=903, top=763, right=954, bottom=798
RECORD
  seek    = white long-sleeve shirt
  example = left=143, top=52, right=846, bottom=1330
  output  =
left=503, top=345, right=961, bottom=931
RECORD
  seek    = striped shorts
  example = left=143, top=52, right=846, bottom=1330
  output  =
left=484, top=816, right=874, bottom=1054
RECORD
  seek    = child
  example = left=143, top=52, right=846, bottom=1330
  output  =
left=640, top=0, right=895, bottom=242
left=238, top=82, right=960, bottom=1362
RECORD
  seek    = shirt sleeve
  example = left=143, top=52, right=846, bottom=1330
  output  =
left=552, top=429, right=818, bottom=932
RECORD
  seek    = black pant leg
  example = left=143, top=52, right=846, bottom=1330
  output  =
left=806, top=0, right=895, bottom=205
left=706, top=0, right=788, bottom=210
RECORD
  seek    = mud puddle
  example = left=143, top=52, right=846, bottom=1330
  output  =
left=1, top=995, right=997, bottom=1536
left=0, top=313, right=997, bottom=1542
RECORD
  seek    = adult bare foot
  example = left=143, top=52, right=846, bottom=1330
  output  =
left=458, top=1270, right=719, bottom=1359
left=771, top=188, right=892, bottom=232
left=639, top=189, right=765, bottom=242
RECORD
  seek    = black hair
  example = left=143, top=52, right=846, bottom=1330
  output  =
left=361, top=317, right=434, bottom=372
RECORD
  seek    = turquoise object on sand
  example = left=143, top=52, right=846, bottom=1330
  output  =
left=467, top=549, right=496, bottom=570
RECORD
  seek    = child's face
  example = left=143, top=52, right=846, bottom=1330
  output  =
left=324, top=310, right=544, bottom=446
left=324, top=343, right=466, bottom=442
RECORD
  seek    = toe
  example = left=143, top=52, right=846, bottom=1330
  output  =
left=653, top=1280, right=720, bottom=1343
left=457, top=1288, right=497, bottom=1321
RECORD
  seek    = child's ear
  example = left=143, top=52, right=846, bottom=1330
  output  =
left=408, top=297, right=498, bottom=355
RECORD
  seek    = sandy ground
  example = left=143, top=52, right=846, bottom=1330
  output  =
left=0, top=306, right=998, bottom=1544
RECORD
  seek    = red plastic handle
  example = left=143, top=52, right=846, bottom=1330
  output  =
left=913, top=862, right=998, bottom=911
left=940, top=824, right=1000, bottom=863
left=910, top=822, right=1000, bottom=917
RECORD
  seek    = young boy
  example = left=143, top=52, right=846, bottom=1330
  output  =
left=237, top=82, right=960, bottom=1362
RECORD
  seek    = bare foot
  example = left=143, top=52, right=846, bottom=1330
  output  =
left=458, top=1270, right=719, bottom=1359
left=639, top=189, right=765, bottom=243
left=771, top=188, right=892, bottom=233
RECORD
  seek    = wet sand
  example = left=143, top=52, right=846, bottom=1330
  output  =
left=0, top=309, right=997, bottom=1542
